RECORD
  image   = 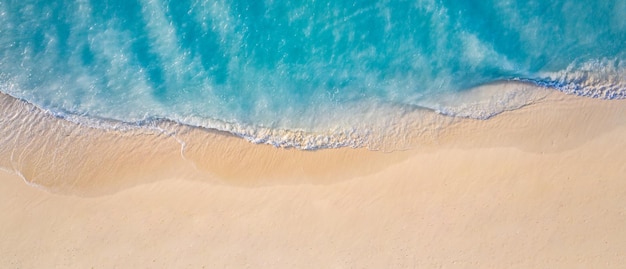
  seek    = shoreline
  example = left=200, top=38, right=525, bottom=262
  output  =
left=0, top=80, right=555, bottom=150
left=1, top=86, right=625, bottom=194
left=2, top=89, right=626, bottom=267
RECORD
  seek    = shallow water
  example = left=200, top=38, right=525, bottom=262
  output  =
left=1, top=0, right=625, bottom=148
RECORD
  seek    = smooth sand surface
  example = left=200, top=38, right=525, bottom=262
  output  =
left=1, top=90, right=626, bottom=268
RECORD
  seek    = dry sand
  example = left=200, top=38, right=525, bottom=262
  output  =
left=1, top=90, right=626, bottom=268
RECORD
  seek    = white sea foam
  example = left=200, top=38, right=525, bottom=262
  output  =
left=419, top=81, right=551, bottom=120
left=3, top=53, right=626, bottom=151
left=1, top=1, right=625, bottom=150
left=539, top=59, right=626, bottom=99
left=1, top=78, right=552, bottom=151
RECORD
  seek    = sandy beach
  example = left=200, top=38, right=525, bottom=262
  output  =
left=2, top=90, right=626, bottom=268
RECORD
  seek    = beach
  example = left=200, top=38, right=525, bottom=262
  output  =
left=2, top=0, right=625, bottom=267
left=2, top=90, right=626, bottom=268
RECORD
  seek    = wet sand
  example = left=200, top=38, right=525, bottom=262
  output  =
left=1, top=91, right=626, bottom=268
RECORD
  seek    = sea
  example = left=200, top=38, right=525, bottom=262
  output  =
left=1, top=0, right=625, bottom=149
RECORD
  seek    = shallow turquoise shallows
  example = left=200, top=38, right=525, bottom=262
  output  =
left=1, top=0, right=625, bottom=148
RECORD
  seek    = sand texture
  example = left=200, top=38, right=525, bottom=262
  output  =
left=1, top=91, right=626, bottom=268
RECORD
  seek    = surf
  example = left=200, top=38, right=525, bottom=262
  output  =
left=0, top=0, right=625, bottom=149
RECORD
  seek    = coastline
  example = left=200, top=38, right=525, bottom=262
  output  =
left=2, top=90, right=626, bottom=267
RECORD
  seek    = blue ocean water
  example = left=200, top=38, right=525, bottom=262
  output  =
left=1, top=0, right=625, bottom=148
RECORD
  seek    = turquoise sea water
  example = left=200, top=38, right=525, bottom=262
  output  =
left=1, top=0, right=625, bottom=148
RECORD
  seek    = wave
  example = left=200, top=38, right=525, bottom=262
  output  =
left=537, top=59, right=626, bottom=100
left=0, top=78, right=584, bottom=150
left=1, top=0, right=625, bottom=149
